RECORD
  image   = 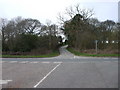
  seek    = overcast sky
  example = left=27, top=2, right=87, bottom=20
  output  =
left=0, top=0, right=119, bottom=24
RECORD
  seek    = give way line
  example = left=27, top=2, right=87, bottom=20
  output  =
left=33, top=62, right=62, bottom=88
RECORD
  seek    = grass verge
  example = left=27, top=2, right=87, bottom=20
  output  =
left=67, top=48, right=119, bottom=57
left=2, top=51, right=59, bottom=58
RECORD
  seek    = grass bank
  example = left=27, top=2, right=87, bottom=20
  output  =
left=67, top=48, right=119, bottom=57
left=2, top=51, right=59, bottom=58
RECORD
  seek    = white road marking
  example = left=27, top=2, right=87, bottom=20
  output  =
left=53, top=62, right=62, bottom=64
left=78, top=62, right=89, bottom=63
left=103, top=61, right=112, bottom=63
left=20, top=61, right=28, bottom=63
left=9, top=61, right=18, bottom=63
left=103, top=58, right=109, bottom=59
left=78, top=61, right=118, bottom=63
left=2, top=61, right=6, bottom=63
left=74, top=56, right=76, bottom=59
left=112, top=58, right=118, bottom=59
left=113, top=61, right=118, bottom=63
left=34, top=63, right=62, bottom=88
left=30, top=62, right=38, bottom=63
left=41, top=62, right=50, bottom=64
left=103, top=58, right=118, bottom=60
left=0, top=80, right=12, bottom=85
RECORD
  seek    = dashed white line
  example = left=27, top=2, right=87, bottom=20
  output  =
left=113, top=61, right=118, bottom=63
left=103, top=58, right=110, bottom=59
left=98, top=61, right=118, bottom=63
left=74, top=56, right=76, bottom=59
left=103, top=61, right=112, bottom=63
left=0, top=80, right=12, bottom=85
left=30, top=62, right=38, bottom=63
left=79, top=62, right=90, bottom=63
left=20, top=61, right=29, bottom=63
left=112, top=58, right=118, bottom=59
left=41, top=62, right=50, bottom=64
left=9, top=61, right=18, bottom=63
left=33, top=63, right=62, bottom=88
left=2, top=61, right=6, bottom=63
left=1, top=61, right=63, bottom=64
left=103, top=58, right=118, bottom=60
left=53, top=62, right=62, bottom=64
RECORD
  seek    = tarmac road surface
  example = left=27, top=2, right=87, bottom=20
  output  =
left=1, top=45, right=118, bottom=88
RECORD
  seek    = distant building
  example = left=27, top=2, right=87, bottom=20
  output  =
left=118, top=1, right=120, bottom=22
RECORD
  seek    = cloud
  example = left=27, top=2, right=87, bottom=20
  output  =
left=0, top=0, right=118, bottom=23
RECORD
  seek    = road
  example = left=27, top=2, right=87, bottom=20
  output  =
left=1, top=46, right=118, bottom=88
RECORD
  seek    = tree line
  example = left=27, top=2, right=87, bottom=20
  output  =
left=58, top=4, right=119, bottom=54
left=0, top=17, right=62, bottom=55
left=1, top=4, right=119, bottom=55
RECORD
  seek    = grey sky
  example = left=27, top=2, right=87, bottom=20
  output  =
left=118, top=1, right=120, bottom=22
left=0, top=0, right=119, bottom=24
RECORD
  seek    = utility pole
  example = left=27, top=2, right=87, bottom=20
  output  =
left=95, top=40, right=98, bottom=54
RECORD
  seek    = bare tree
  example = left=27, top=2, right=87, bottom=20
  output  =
left=57, top=4, right=94, bottom=24
left=19, top=18, right=41, bottom=35
left=45, top=20, right=58, bottom=49
left=0, top=18, right=8, bottom=42
left=57, top=4, right=95, bottom=49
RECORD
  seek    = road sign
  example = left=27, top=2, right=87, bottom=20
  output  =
left=95, top=40, right=98, bottom=54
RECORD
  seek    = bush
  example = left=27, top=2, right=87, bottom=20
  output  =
left=13, top=34, right=38, bottom=52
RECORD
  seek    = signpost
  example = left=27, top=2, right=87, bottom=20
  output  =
left=95, top=40, right=98, bottom=54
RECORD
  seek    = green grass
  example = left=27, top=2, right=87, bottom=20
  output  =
left=67, top=48, right=119, bottom=57
left=2, top=51, right=59, bottom=58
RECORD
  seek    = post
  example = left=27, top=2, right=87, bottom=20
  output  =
left=95, top=40, right=98, bottom=54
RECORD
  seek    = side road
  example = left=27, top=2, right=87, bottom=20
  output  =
left=53, top=45, right=118, bottom=59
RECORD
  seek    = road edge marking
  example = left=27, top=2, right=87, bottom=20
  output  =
left=29, top=61, right=38, bottom=64
left=0, top=80, right=12, bottom=85
left=9, top=61, right=18, bottom=63
left=33, top=63, right=61, bottom=88
left=41, top=62, right=50, bottom=64
left=20, top=61, right=28, bottom=63
left=53, top=62, right=62, bottom=64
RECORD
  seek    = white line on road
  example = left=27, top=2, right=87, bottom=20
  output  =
left=74, top=56, right=76, bottom=59
left=103, top=58, right=118, bottom=60
left=53, top=62, right=62, bottom=64
left=20, top=61, right=29, bottom=63
left=0, top=80, right=12, bottom=85
left=9, top=61, right=18, bottom=63
left=111, top=61, right=118, bottom=63
left=29, top=61, right=38, bottom=63
left=112, top=58, right=118, bottom=59
left=2, top=61, right=6, bottom=63
left=33, top=63, right=62, bottom=88
left=104, top=61, right=117, bottom=63
left=78, top=62, right=89, bottom=63
left=104, top=61, right=112, bottom=63
left=103, top=58, right=110, bottom=59
left=41, top=62, right=50, bottom=64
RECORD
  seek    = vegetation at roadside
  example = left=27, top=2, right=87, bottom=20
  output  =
left=1, top=4, right=119, bottom=57
left=58, top=4, right=119, bottom=55
left=2, top=51, right=59, bottom=58
left=1, top=17, right=62, bottom=56
left=68, top=48, right=119, bottom=57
